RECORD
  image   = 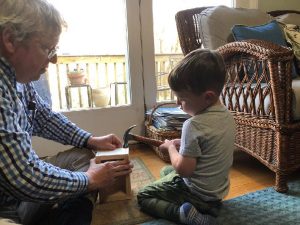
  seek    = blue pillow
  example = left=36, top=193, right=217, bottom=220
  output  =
left=232, top=20, right=287, bottom=46
left=232, top=20, right=298, bottom=78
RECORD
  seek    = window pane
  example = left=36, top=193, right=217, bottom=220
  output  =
left=153, top=1, right=233, bottom=102
left=47, top=0, right=130, bottom=111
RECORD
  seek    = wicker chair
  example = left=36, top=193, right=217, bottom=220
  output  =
left=175, top=6, right=300, bottom=192
left=175, top=7, right=210, bottom=55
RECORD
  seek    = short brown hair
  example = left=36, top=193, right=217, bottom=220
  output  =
left=168, top=48, right=226, bottom=96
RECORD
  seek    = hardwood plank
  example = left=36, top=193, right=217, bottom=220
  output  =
left=129, top=144, right=167, bottom=180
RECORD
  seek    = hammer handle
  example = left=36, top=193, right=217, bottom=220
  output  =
left=130, top=134, right=163, bottom=147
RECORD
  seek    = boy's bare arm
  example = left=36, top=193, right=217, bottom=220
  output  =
left=159, top=140, right=196, bottom=177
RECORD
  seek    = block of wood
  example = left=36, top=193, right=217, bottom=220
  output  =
left=95, top=148, right=132, bottom=203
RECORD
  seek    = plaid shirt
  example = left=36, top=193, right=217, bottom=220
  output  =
left=0, top=57, right=91, bottom=204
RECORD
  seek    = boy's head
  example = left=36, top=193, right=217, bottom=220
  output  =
left=168, top=48, right=226, bottom=95
left=168, top=49, right=226, bottom=115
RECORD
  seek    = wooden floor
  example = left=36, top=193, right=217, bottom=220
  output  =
left=129, top=143, right=298, bottom=200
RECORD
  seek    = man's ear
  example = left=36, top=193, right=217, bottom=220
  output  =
left=1, top=27, right=16, bottom=53
left=204, top=90, right=217, bottom=104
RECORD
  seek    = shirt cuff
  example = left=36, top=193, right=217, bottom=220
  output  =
left=72, top=129, right=92, bottom=148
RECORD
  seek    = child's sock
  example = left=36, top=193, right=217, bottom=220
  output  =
left=179, top=202, right=216, bottom=225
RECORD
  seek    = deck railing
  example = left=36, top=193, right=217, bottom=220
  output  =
left=46, top=54, right=183, bottom=111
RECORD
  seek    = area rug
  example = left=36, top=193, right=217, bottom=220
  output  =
left=91, top=157, right=155, bottom=225
left=141, top=179, right=300, bottom=225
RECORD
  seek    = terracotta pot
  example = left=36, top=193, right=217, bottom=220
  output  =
left=67, top=71, right=86, bottom=85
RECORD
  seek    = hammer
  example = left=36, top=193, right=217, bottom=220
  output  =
left=123, top=125, right=163, bottom=148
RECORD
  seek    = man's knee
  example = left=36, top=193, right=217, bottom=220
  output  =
left=17, top=202, right=53, bottom=225
left=44, top=148, right=94, bottom=172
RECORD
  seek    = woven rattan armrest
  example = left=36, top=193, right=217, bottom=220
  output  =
left=216, top=39, right=300, bottom=193
left=217, top=39, right=294, bottom=123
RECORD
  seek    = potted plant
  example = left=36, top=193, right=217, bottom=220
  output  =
left=67, top=69, right=86, bottom=85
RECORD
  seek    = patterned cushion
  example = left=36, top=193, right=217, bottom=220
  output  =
left=283, top=23, right=300, bottom=75
left=275, top=13, right=300, bottom=26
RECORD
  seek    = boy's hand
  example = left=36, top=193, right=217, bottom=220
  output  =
left=172, top=139, right=181, bottom=150
left=159, top=139, right=171, bottom=153
left=159, top=139, right=181, bottom=153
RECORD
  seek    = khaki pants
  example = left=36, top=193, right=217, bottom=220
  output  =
left=5, top=147, right=96, bottom=225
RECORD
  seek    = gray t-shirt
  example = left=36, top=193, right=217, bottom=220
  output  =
left=180, top=104, right=235, bottom=201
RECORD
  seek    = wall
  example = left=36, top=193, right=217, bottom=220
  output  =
left=32, top=105, right=145, bottom=157
left=258, top=0, right=300, bottom=12
left=235, top=0, right=300, bottom=11
left=235, top=0, right=258, bottom=9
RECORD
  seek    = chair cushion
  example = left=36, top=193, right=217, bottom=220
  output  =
left=232, top=20, right=298, bottom=78
left=223, top=78, right=300, bottom=120
left=199, top=5, right=271, bottom=49
left=232, top=21, right=298, bottom=78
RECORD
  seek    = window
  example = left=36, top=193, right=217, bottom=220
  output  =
left=47, top=0, right=130, bottom=111
left=46, top=0, right=234, bottom=111
left=153, top=0, right=233, bottom=102
left=35, top=0, right=245, bottom=155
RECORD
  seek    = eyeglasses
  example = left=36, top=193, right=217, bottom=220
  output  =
left=47, top=46, right=59, bottom=59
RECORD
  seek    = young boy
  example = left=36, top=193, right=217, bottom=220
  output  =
left=137, top=49, right=236, bottom=225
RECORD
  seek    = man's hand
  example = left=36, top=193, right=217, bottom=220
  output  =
left=86, top=134, right=122, bottom=151
left=85, top=158, right=133, bottom=191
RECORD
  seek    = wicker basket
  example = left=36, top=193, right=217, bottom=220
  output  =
left=145, top=103, right=182, bottom=162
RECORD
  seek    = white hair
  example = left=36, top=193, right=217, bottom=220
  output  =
left=0, top=0, right=66, bottom=42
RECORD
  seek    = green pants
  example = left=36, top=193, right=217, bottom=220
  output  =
left=137, top=166, right=221, bottom=223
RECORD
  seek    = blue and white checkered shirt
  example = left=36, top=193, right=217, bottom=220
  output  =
left=0, top=57, right=91, bottom=204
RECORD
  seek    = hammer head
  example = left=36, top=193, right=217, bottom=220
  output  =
left=123, top=124, right=137, bottom=148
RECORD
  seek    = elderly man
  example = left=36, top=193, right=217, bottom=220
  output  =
left=0, top=0, right=132, bottom=224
